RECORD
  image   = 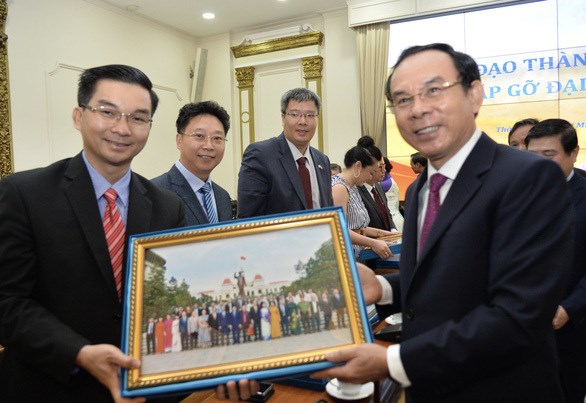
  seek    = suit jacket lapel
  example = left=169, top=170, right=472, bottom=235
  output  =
left=212, top=182, right=232, bottom=221
left=408, top=134, right=495, bottom=291
left=168, top=165, right=208, bottom=224
left=63, top=154, right=119, bottom=299
left=310, top=148, right=329, bottom=207
left=277, top=133, right=308, bottom=208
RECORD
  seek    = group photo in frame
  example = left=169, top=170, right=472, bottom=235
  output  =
left=121, top=207, right=373, bottom=398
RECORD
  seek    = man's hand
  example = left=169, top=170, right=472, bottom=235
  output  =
left=310, top=344, right=390, bottom=384
left=75, top=344, right=145, bottom=403
left=552, top=305, right=570, bottom=330
left=215, top=379, right=259, bottom=400
left=356, top=263, right=383, bottom=305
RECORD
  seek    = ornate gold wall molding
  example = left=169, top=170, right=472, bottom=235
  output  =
left=231, top=32, right=323, bottom=58
left=302, top=56, right=323, bottom=79
left=302, top=56, right=324, bottom=150
left=235, top=66, right=255, bottom=87
left=235, top=66, right=255, bottom=155
left=0, top=0, right=13, bottom=179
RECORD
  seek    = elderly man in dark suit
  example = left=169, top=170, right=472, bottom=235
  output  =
left=313, top=44, right=574, bottom=402
left=0, top=65, right=187, bottom=401
left=152, top=101, right=233, bottom=226
left=237, top=88, right=332, bottom=218
left=526, top=119, right=586, bottom=403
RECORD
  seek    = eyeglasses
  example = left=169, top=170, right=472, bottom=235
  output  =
left=390, top=81, right=461, bottom=112
left=285, top=111, right=319, bottom=120
left=82, top=104, right=152, bottom=127
left=181, top=131, right=227, bottom=145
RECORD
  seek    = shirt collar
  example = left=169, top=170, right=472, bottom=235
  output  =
left=82, top=151, right=131, bottom=206
left=175, top=160, right=212, bottom=192
left=286, top=137, right=313, bottom=165
left=425, top=129, right=482, bottom=181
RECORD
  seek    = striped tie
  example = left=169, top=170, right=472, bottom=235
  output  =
left=103, top=188, right=125, bottom=300
left=200, top=182, right=218, bottom=223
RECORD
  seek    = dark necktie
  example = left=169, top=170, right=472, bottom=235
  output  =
left=297, top=157, right=313, bottom=209
left=371, top=187, right=390, bottom=231
left=199, top=182, right=218, bottom=223
left=419, top=173, right=448, bottom=253
left=103, top=188, right=125, bottom=300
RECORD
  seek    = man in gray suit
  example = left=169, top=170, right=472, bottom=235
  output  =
left=152, top=101, right=233, bottom=226
left=237, top=88, right=333, bottom=218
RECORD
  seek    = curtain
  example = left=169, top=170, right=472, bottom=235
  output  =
left=355, top=22, right=390, bottom=147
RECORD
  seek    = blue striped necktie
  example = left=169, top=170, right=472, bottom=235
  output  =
left=199, top=182, right=218, bottom=223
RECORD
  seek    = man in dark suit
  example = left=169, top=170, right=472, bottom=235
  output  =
left=237, top=88, right=332, bottom=218
left=152, top=101, right=232, bottom=226
left=0, top=65, right=186, bottom=401
left=312, top=44, right=574, bottom=402
left=357, top=136, right=396, bottom=233
left=526, top=119, right=586, bottom=403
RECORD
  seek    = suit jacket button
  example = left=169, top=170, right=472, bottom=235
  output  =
left=113, top=313, right=122, bottom=321
left=406, top=309, right=415, bottom=320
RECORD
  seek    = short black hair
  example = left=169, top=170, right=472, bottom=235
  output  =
left=508, top=118, right=539, bottom=143
left=280, top=88, right=321, bottom=114
left=525, top=118, right=577, bottom=155
left=357, top=135, right=382, bottom=161
left=410, top=152, right=428, bottom=167
left=78, top=64, right=159, bottom=115
left=343, top=146, right=375, bottom=169
left=176, top=101, right=230, bottom=136
left=330, top=163, right=342, bottom=172
left=385, top=43, right=481, bottom=103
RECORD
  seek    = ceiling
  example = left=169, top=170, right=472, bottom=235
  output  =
left=100, top=0, right=348, bottom=38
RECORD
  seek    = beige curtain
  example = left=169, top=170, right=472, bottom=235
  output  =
left=355, top=22, right=390, bottom=147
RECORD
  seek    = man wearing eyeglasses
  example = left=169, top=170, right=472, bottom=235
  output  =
left=152, top=101, right=233, bottom=226
left=237, top=87, right=333, bottom=218
left=312, top=44, right=574, bottom=402
left=0, top=65, right=257, bottom=402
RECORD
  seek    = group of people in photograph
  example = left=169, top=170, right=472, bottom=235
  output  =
left=144, top=287, right=348, bottom=355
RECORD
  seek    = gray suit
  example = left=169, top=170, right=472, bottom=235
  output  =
left=152, top=165, right=233, bottom=226
left=237, top=133, right=332, bottom=218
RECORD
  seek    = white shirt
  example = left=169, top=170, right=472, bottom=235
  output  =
left=377, top=129, right=482, bottom=387
left=175, top=160, right=218, bottom=219
left=286, top=138, right=322, bottom=208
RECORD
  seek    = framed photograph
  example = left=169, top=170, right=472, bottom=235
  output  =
left=121, top=207, right=373, bottom=398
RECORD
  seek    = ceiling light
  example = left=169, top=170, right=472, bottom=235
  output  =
left=202, top=12, right=215, bottom=20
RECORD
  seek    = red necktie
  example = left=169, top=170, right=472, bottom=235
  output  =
left=103, top=188, right=125, bottom=300
left=419, top=174, right=447, bottom=253
left=297, top=157, right=313, bottom=209
left=371, top=187, right=390, bottom=231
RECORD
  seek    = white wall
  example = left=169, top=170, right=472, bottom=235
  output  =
left=6, top=0, right=362, bottom=198
left=6, top=0, right=196, bottom=177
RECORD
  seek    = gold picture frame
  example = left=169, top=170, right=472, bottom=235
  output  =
left=121, top=207, right=373, bottom=398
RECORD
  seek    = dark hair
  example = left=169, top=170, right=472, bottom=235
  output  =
left=383, top=156, right=393, bottom=173
left=78, top=64, right=159, bottom=115
left=330, top=163, right=342, bottom=172
left=525, top=118, right=577, bottom=155
left=385, top=43, right=481, bottom=103
left=357, top=135, right=382, bottom=161
left=508, top=118, right=539, bottom=143
left=280, top=88, right=321, bottom=114
left=176, top=101, right=230, bottom=136
left=343, top=146, right=375, bottom=169
left=410, top=152, right=428, bottom=167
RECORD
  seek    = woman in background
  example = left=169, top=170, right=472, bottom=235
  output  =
left=260, top=301, right=271, bottom=340
left=331, top=146, right=394, bottom=259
